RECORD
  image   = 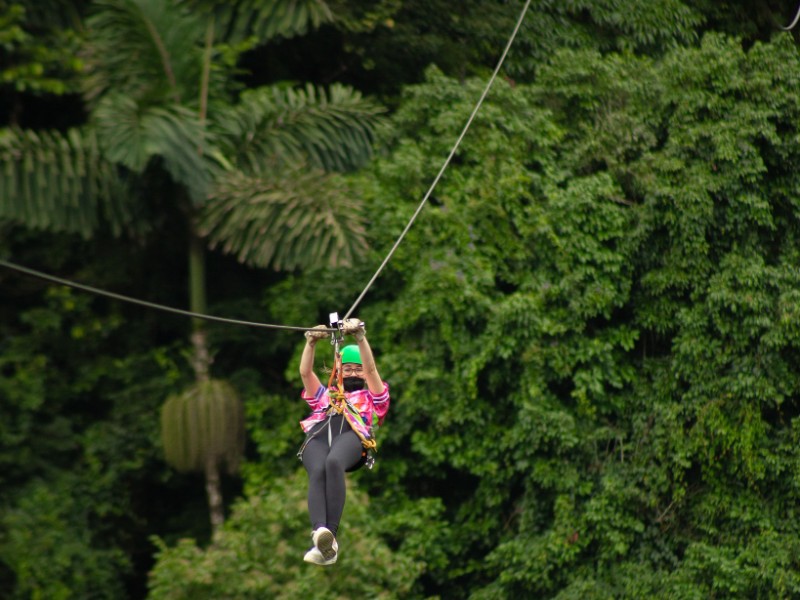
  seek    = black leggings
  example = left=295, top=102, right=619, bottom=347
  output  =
left=301, top=415, right=363, bottom=537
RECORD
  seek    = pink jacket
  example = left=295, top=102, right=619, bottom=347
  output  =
left=300, top=382, right=390, bottom=439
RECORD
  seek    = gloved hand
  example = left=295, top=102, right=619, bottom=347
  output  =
left=304, top=324, right=329, bottom=344
left=341, top=318, right=366, bottom=341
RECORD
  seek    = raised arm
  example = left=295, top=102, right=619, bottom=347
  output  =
left=300, top=325, right=328, bottom=395
left=342, top=318, right=383, bottom=394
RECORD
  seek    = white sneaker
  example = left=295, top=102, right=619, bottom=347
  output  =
left=303, top=546, right=327, bottom=565
left=311, top=527, right=338, bottom=565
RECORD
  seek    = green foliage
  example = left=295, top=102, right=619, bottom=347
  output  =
left=8, top=2, right=800, bottom=599
left=241, top=391, right=307, bottom=483
left=346, top=31, right=800, bottom=597
left=514, top=0, right=702, bottom=66
left=0, top=3, right=83, bottom=96
left=331, top=0, right=704, bottom=94
left=0, top=475, right=130, bottom=600
left=0, top=286, right=85, bottom=490
left=147, top=471, right=422, bottom=600
left=0, top=274, right=190, bottom=599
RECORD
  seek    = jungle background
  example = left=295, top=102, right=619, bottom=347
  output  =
left=3, top=1, right=800, bottom=598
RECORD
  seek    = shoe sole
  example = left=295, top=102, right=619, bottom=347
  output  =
left=303, top=549, right=326, bottom=565
left=304, top=555, right=337, bottom=566
left=315, top=530, right=337, bottom=561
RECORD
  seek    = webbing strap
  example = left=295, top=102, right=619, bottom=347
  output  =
left=324, top=350, right=377, bottom=452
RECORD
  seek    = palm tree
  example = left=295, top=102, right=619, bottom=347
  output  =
left=0, top=0, right=384, bottom=532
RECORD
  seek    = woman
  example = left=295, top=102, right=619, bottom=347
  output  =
left=298, top=318, right=390, bottom=566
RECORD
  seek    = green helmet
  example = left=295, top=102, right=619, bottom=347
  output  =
left=340, top=344, right=362, bottom=365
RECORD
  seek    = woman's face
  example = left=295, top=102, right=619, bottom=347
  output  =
left=342, top=364, right=364, bottom=378
left=341, top=363, right=365, bottom=391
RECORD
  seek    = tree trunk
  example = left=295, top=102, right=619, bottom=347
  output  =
left=189, top=232, right=208, bottom=333
left=188, top=231, right=211, bottom=382
left=189, top=229, right=222, bottom=532
left=205, top=453, right=225, bottom=534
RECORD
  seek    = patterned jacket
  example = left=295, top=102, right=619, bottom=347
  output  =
left=300, top=382, right=390, bottom=440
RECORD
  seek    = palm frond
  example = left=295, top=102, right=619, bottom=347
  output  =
left=93, top=95, right=219, bottom=203
left=84, top=0, right=206, bottom=107
left=181, top=0, right=333, bottom=45
left=199, top=167, right=369, bottom=270
left=0, top=127, right=139, bottom=238
left=214, top=83, right=385, bottom=173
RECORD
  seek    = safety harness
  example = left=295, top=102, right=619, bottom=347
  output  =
left=297, top=333, right=377, bottom=469
left=325, top=347, right=377, bottom=453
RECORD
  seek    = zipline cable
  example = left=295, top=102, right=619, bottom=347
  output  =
left=0, top=259, right=337, bottom=332
left=342, top=0, right=532, bottom=321
left=783, top=2, right=800, bottom=30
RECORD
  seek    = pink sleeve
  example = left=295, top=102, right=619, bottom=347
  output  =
left=301, top=384, right=327, bottom=410
left=370, top=382, right=390, bottom=425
